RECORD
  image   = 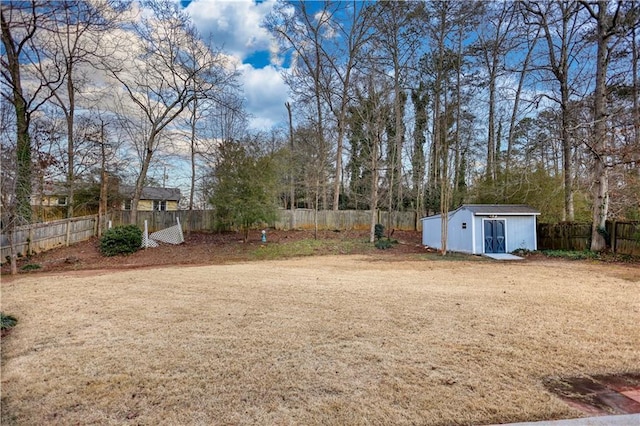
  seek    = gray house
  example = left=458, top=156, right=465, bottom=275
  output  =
left=421, top=204, right=540, bottom=254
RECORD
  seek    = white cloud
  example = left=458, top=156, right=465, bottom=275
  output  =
left=239, top=63, right=290, bottom=130
left=183, top=0, right=277, bottom=61
left=179, top=0, right=291, bottom=131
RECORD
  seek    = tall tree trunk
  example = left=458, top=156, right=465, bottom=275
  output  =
left=65, top=63, right=76, bottom=218
left=286, top=102, right=296, bottom=229
left=189, top=100, right=197, bottom=212
left=561, top=83, right=574, bottom=221
left=131, top=131, right=158, bottom=226
left=98, top=120, right=107, bottom=238
left=411, top=85, right=427, bottom=218
left=369, top=127, right=379, bottom=244
left=1, top=9, right=32, bottom=223
left=506, top=29, right=538, bottom=186
left=487, top=61, right=497, bottom=182
left=587, top=0, right=613, bottom=251
left=633, top=0, right=639, bottom=149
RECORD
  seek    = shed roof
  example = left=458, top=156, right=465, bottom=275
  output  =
left=421, top=204, right=539, bottom=221
left=463, top=204, right=540, bottom=215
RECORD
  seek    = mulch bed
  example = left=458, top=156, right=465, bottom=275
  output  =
left=1, top=229, right=426, bottom=276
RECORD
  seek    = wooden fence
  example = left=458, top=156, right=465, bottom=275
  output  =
left=537, top=221, right=640, bottom=256
left=1, top=209, right=420, bottom=263
left=274, top=209, right=419, bottom=231
left=109, top=209, right=421, bottom=232
left=1, top=215, right=98, bottom=262
left=4, top=212, right=638, bottom=264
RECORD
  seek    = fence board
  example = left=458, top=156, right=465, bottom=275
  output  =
left=613, top=222, right=640, bottom=256
left=9, top=213, right=636, bottom=265
left=1, top=215, right=98, bottom=263
left=537, top=221, right=639, bottom=255
left=109, top=209, right=421, bottom=232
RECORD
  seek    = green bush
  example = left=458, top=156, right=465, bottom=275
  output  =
left=542, top=250, right=599, bottom=260
left=375, top=238, right=398, bottom=250
left=374, top=223, right=385, bottom=240
left=100, top=225, right=142, bottom=257
left=21, top=263, right=41, bottom=271
left=1, top=313, right=17, bottom=331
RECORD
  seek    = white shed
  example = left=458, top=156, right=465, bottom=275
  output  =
left=420, top=204, right=540, bottom=254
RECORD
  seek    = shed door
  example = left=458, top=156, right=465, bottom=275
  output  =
left=484, top=220, right=506, bottom=253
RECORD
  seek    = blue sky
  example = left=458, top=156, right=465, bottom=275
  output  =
left=177, top=0, right=291, bottom=130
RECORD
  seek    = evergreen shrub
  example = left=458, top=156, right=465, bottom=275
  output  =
left=100, top=225, right=142, bottom=257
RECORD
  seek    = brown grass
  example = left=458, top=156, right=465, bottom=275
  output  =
left=1, top=256, right=639, bottom=425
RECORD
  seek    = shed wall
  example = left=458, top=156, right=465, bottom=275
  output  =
left=421, top=216, right=442, bottom=248
left=473, top=215, right=537, bottom=254
left=421, top=210, right=474, bottom=252
left=505, top=216, right=537, bottom=251
left=423, top=209, right=538, bottom=254
left=447, top=210, right=474, bottom=253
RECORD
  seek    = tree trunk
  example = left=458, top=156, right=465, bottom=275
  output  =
left=65, top=64, right=76, bottom=219
left=1, top=9, right=32, bottom=223
left=7, top=226, right=18, bottom=275
left=98, top=121, right=107, bottom=238
left=369, top=135, right=379, bottom=244
left=189, top=108, right=197, bottom=212
left=589, top=0, right=611, bottom=251
left=131, top=132, right=157, bottom=226
left=561, top=84, right=574, bottom=221
left=633, top=0, right=639, bottom=149
left=487, top=61, right=497, bottom=182
left=506, top=29, right=538, bottom=186
left=332, top=120, right=344, bottom=211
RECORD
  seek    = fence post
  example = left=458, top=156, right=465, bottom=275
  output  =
left=66, top=218, right=72, bottom=247
left=28, top=224, right=34, bottom=255
left=611, top=221, right=617, bottom=253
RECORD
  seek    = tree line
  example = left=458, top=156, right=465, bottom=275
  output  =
left=267, top=0, right=638, bottom=249
left=1, top=1, right=639, bottom=271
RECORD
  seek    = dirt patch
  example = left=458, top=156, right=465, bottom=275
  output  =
left=1, top=229, right=426, bottom=276
left=545, top=373, right=640, bottom=415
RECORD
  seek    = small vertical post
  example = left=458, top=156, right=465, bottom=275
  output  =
left=611, top=220, right=617, bottom=254
left=144, top=220, right=149, bottom=249
left=66, top=218, right=72, bottom=247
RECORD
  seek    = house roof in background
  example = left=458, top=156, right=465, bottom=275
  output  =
left=120, top=186, right=181, bottom=201
left=462, top=204, right=540, bottom=215
left=39, top=184, right=181, bottom=202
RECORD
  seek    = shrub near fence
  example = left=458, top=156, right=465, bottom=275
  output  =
left=537, top=221, right=640, bottom=256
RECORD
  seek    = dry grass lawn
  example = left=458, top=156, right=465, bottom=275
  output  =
left=1, top=256, right=639, bottom=425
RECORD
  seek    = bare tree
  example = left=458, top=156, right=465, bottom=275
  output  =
left=285, top=101, right=296, bottom=225
left=475, top=1, right=517, bottom=183
left=1, top=2, right=68, bottom=274
left=523, top=0, right=588, bottom=221
left=266, top=2, right=332, bottom=209
left=505, top=6, right=541, bottom=189
left=368, top=1, right=426, bottom=234
left=1, top=1, right=63, bottom=224
left=0, top=99, right=19, bottom=274
left=580, top=0, right=626, bottom=250
left=33, top=0, right=127, bottom=218
left=106, top=0, right=235, bottom=224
